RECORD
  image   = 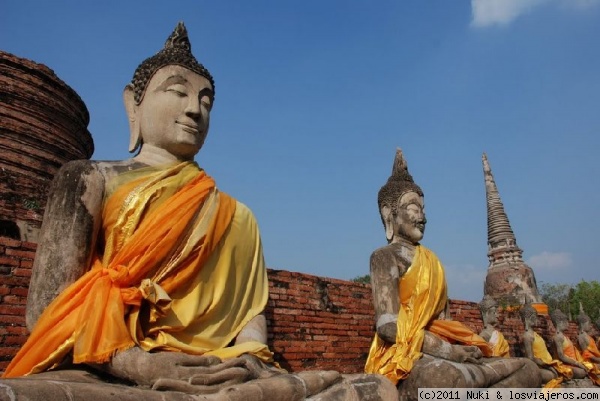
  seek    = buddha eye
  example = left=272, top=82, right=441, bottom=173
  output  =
left=200, top=95, right=213, bottom=110
left=166, top=84, right=188, bottom=97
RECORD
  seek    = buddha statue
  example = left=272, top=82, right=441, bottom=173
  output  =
left=0, top=23, right=396, bottom=400
left=519, top=302, right=572, bottom=388
left=577, top=309, right=600, bottom=369
left=550, top=309, right=593, bottom=382
left=364, top=148, right=541, bottom=399
left=479, top=295, right=510, bottom=357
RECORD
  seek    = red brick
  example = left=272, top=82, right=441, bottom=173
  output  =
left=5, top=249, right=36, bottom=259
left=9, top=287, right=28, bottom=297
left=12, top=268, right=31, bottom=277
left=0, top=237, right=21, bottom=248
left=21, top=241, right=37, bottom=250
left=0, top=256, right=19, bottom=267
left=0, top=305, right=26, bottom=315
left=3, top=295, right=26, bottom=305
left=20, top=259, right=33, bottom=268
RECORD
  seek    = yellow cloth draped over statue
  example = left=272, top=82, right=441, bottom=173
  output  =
left=4, top=162, right=271, bottom=378
left=562, top=336, right=600, bottom=386
left=532, top=332, right=572, bottom=388
left=489, top=330, right=510, bottom=357
left=364, top=245, right=492, bottom=384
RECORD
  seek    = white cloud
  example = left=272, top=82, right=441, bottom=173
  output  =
left=471, top=0, right=600, bottom=28
left=471, top=0, right=549, bottom=27
left=527, top=251, right=572, bottom=271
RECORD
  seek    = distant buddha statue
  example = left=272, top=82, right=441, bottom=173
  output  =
left=550, top=309, right=594, bottom=383
left=0, top=23, right=396, bottom=400
left=577, top=308, right=600, bottom=368
left=519, top=303, right=572, bottom=388
left=479, top=295, right=510, bottom=357
left=364, top=148, right=540, bottom=399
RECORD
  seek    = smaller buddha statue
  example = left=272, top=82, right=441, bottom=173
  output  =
left=479, top=295, right=510, bottom=357
left=519, top=303, right=572, bottom=387
left=577, top=308, right=600, bottom=365
left=550, top=309, right=591, bottom=382
left=365, top=148, right=540, bottom=399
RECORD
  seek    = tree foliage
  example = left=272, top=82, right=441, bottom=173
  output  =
left=540, top=280, right=600, bottom=322
left=351, top=274, right=371, bottom=284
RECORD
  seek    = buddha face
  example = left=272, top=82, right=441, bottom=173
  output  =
left=483, top=308, right=498, bottom=326
left=392, top=191, right=426, bottom=244
left=131, top=64, right=214, bottom=160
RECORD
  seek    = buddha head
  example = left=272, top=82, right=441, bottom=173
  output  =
left=378, top=149, right=426, bottom=244
left=519, top=302, right=538, bottom=329
left=479, top=295, right=498, bottom=327
left=124, top=22, right=215, bottom=161
left=577, top=306, right=593, bottom=334
left=550, top=309, right=568, bottom=333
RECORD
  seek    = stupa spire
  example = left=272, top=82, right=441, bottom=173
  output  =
left=482, top=153, right=522, bottom=263
left=481, top=153, right=542, bottom=306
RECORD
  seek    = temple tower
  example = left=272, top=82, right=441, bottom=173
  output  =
left=482, top=153, right=543, bottom=307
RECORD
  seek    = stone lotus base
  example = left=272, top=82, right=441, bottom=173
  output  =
left=0, top=368, right=398, bottom=401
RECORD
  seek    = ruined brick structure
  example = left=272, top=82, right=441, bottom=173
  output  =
left=0, top=51, right=93, bottom=242
left=482, top=153, right=543, bottom=306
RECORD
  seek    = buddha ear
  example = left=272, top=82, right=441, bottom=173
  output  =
left=381, top=205, right=394, bottom=242
left=123, top=85, right=141, bottom=153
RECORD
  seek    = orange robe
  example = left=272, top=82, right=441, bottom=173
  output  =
left=582, top=333, right=600, bottom=363
left=4, top=162, right=271, bottom=377
left=531, top=331, right=572, bottom=388
left=562, top=335, right=600, bottom=386
left=364, top=245, right=492, bottom=384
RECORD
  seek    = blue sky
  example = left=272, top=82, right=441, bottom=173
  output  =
left=2, top=1, right=599, bottom=302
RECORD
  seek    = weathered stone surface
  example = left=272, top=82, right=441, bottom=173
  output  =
left=398, top=356, right=541, bottom=401
left=0, top=369, right=396, bottom=401
left=0, top=50, right=93, bottom=242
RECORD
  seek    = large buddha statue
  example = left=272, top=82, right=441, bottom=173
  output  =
left=364, top=149, right=541, bottom=399
left=479, top=295, right=510, bottom=357
left=0, top=23, right=396, bottom=400
left=519, top=302, right=572, bottom=388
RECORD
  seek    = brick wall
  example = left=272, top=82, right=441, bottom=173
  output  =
left=0, top=235, right=582, bottom=375
left=0, top=236, right=34, bottom=372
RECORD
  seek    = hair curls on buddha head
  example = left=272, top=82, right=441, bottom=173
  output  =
left=479, top=295, right=498, bottom=314
left=550, top=309, right=568, bottom=327
left=577, top=303, right=591, bottom=326
left=377, top=148, right=423, bottom=229
left=129, top=22, right=215, bottom=105
left=519, top=303, right=537, bottom=322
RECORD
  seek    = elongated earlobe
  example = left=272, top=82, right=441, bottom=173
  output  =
left=123, top=85, right=141, bottom=153
left=381, top=205, right=394, bottom=242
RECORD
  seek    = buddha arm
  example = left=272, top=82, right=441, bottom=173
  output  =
left=554, top=335, right=586, bottom=370
left=26, top=160, right=104, bottom=330
left=369, top=248, right=401, bottom=344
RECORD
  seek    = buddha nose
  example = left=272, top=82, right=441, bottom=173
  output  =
left=185, top=95, right=202, bottom=119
